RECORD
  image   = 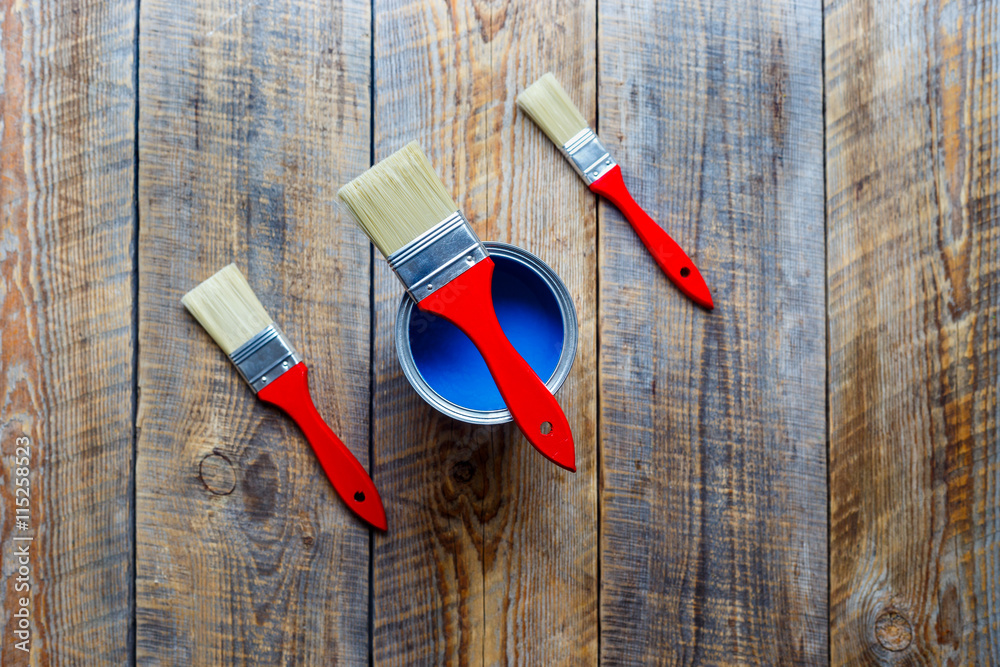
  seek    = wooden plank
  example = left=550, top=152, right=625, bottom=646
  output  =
left=0, top=0, right=136, bottom=663
left=827, top=0, right=999, bottom=663
left=597, top=1, right=827, bottom=664
left=370, top=1, right=598, bottom=664
left=135, top=1, right=372, bottom=663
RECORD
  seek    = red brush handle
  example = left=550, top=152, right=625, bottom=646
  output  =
left=257, top=363, right=387, bottom=531
left=590, top=165, right=714, bottom=310
left=418, top=259, right=576, bottom=472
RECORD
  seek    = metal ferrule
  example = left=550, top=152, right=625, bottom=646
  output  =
left=228, top=324, right=302, bottom=393
left=386, top=211, right=489, bottom=301
left=560, top=127, right=617, bottom=184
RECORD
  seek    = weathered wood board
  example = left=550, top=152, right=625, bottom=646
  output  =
left=0, top=0, right=136, bottom=663
left=5, top=0, right=998, bottom=663
left=370, top=0, right=598, bottom=664
left=135, top=0, right=372, bottom=663
left=598, top=0, right=828, bottom=664
left=827, top=0, right=999, bottom=663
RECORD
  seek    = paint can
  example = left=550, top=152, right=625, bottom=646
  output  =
left=394, top=242, right=578, bottom=425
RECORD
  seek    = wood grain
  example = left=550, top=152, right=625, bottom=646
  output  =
left=135, top=0, right=372, bottom=663
left=370, top=0, right=598, bottom=664
left=0, top=0, right=136, bottom=663
left=827, top=0, right=999, bottom=663
left=7, top=0, right=997, bottom=661
left=597, top=0, right=828, bottom=664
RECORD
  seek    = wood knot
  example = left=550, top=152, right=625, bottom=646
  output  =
left=298, top=515, right=316, bottom=549
left=471, top=0, right=508, bottom=43
left=875, top=610, right=912, bottom=651
left=199, top=452, right=236, bottom=495
left=450, top=461, right=476, bottom=484
left=242, top=452, right=278, bottom=520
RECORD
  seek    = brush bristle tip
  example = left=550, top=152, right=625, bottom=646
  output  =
left=338, top=142, right=458, bottom=257
left=182, top=264, right=273, bottom=354
left=517, top=72, right=589, bottom=147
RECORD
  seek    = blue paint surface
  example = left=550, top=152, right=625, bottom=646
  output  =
left=408, top=256, right=565, bottom=412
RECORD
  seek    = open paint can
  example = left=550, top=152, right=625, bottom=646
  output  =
left=395, top=242, right=578, bottom=425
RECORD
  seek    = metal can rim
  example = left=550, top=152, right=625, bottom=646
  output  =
left=394, top=241, right=578, bottom=425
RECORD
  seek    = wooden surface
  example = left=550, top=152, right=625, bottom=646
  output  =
left=370, top=1, right=597, bottom=664
left=135, top=0, right=372, bottom=664
left=1, top=0, right=136, bottom=664
left=827, top=0, right=999, bottom=664
left=2, top=0, right=998, bottom=665
left=598, top=0, right=828, bottom=664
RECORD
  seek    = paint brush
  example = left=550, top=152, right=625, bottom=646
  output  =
left=182, top=264, right=387, bottom=530
left=518, top=73, right=714, bottom=310
left=338, top=142, right=576, bottom=472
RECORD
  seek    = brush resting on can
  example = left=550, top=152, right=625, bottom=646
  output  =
left=518, top=73, right=714, bottom=310
left=338, top=142, right=576, bottom=472
left=182, top=264, right=388, bottom=531
left=418, top=257, right=571, bottom=460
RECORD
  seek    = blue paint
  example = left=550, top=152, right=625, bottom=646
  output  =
left=408, top=256, right=565, bottom=412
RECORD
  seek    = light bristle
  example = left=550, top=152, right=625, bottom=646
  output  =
left=181, top=264, right=273, bottom=354
left=517, top=73, right=589, bottom=147
left=337, top=142, right=458, bottom=257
